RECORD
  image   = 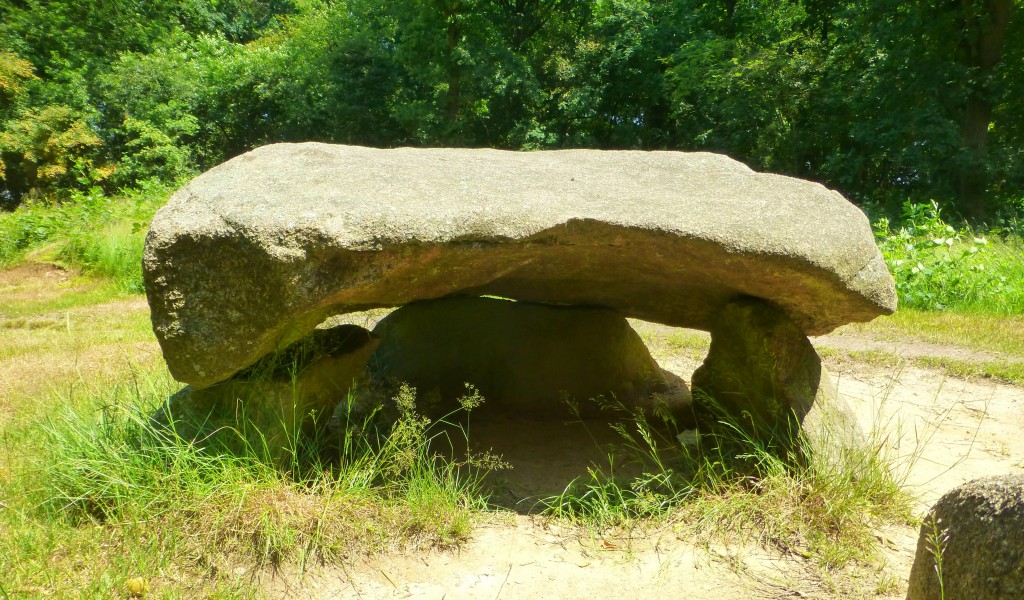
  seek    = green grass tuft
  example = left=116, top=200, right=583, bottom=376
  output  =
left=541, top=397, right=915, bottom=573
left=1, top=368, right=500, bottom=597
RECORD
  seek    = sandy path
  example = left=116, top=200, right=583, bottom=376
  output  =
left=271, top=518, right=822, bottom=599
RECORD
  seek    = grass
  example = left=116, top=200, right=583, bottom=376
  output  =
left=0, top=300, right=153, bottom=361
left=912, top=356, right=1024, bottom=386
left=820, top=346, right=1024, bottom=387
left=539, top=398, right=916, bottom=580
left=838, top=309, right=1024, bottom=358
left=0, top=367, right=497, bottom=597
left=0, top=183, right=171, bottom=293
left=1, top=281, right=502, bottom=597
left=923, top=515, right=950, bottom=600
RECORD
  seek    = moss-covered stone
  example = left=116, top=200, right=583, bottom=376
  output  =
left=370, top=296, right=689, bottom=420
left=691, top=297, right=859, bottom=453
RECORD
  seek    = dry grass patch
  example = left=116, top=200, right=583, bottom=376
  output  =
left=837, top=309, right=1024, bottom=358
left=0, top=263, right=131, bottom=317
left=0, top=342, right=163, bottom=418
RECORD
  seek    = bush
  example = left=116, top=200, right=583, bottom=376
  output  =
left=0, top=105, right=114, bottom=202
left=874, top=201, right=1024, bottom=314
left=0, top=184, right=170, bottom=291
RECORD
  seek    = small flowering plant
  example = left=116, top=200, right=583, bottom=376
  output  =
left=873, top=201, right=1013, bottom=312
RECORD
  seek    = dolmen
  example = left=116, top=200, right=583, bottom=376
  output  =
left=143, top=143, right=896, bottom=452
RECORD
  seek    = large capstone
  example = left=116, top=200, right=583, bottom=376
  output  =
left=143, top=143, right=896, bottom=388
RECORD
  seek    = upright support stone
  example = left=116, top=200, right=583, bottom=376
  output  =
left=161, top=324, right=379, bottom=463
left=691, top=297, right=859, bottom=453
left=370, top=296, right=689, bottom=420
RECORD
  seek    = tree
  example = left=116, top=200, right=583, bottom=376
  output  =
left=955, top=0, right=1013, bottom=218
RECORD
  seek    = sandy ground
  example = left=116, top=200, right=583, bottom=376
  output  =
left=263, top=324, right=1024, bottom=600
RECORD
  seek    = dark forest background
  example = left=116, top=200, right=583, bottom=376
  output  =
left=1, top=0, right=1021, bottom=219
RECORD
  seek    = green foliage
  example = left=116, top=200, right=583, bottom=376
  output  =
left=0, top=0, right=1021, bottom=215
left=95, top=42, right=207, bottom=185
left=0, top=105, right=112, bottom=200
left=0, top=185, right=168, bottom=291
left=874, top=201, right=1024, bottom=314
left=0, top=50, right=36, bottom=107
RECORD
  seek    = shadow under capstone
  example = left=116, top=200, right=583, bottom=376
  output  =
left=151, top=324, right=379, bottom=466
left=429, top=413, right=690, bottom=513
left=362, top=296, right=697, bottom=511
left=146, top=294, right=863, bottom=507
left=368, top=296, right=694, bottom=422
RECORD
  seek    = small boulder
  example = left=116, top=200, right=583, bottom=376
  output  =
left=907, top=474, right=1024, bottom=600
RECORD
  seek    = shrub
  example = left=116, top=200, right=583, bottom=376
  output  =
left=873, top=201, right=1024, bottom=314
left=0, top=184, right=169, bottom=291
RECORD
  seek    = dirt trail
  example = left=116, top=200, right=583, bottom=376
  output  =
left=815, top=333, right=1024, bottom=364
left=271, top=518, right=822, bottom=599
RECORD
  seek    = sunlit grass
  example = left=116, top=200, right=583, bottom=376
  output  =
left=0, top=304, right=153, bottom=360
left=834, top=308, right=1024, bottom=358
left=540, top=397, right=916, bottom=578
left=0, top=372, right=496, bottom=598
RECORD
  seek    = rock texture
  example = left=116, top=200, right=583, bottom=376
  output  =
left=691, top=297, right=860, bottom=452
left=370, top=296, right=689, bottom=419
left=143, top=143, right=896, bottom=388
left=161, top=324, right=378, bottom=460
left=907, top=474, right=1024, bottom=600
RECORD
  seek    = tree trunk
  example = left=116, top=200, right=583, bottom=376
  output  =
left=957, top=0, right=1011, bottom=220
left=723, top=0, right=738, bottom=37
left=446, top=17, right=460, bottom=127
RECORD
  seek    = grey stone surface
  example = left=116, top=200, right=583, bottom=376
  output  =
left=907, top=474, right=1024, bottom=600
left=691, top=297, right=860, bottom=452
left=369, top=296, right=689, bottom=420
left=143, top=143, right=896, bottom=387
